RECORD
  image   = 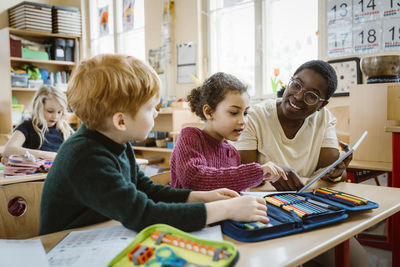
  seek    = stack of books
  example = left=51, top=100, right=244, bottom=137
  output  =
left=8, top=1, right=52, bottom=32
left=52, top=6, right=82, bottom=36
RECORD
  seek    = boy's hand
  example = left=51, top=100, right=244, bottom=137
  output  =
left=271, top=164, right=304, bottom=191
left=187, top=188, right=239, bottom=203
left=226, top=196, right=269, bottom=224
left=205, top=195, right=268, bottom=225
left=261, top=162, right=287, bottom=183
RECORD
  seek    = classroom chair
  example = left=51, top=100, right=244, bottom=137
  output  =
left=150, top=171, right=171, bottom=186
left=0, top=181, right=44, bottom=239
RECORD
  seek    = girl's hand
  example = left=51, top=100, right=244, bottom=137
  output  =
left=187, top=188, right=239, bottom=203
left=261, top=162, right=287, bottom=183
left=205, top=195, right=269, bottom=224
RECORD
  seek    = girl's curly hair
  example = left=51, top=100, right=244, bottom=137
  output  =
left=187, top=72, right=248, bottom=120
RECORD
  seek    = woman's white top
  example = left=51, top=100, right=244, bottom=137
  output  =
left=234, top=99, right=338, bottom=177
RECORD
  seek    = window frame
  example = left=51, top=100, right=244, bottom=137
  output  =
left=87, top=0, right=145, bottom=59
left=206, top=0, right=319, bottom=100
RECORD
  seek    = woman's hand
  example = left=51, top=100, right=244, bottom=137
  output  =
left=270, top=164, right=304, bottom=191
left=187, top=188, right=239, bottom=203
left=205, top=195, right=269, bottom=225
left=322, top=142, right=352, bottom=182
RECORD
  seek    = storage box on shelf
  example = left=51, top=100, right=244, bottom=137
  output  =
left=0, top=27, right=80, bottom=136
left=132, top=108, right=200, bottom=164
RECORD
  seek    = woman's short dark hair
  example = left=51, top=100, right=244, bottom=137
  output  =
left=187, top=72, right=248, bottom=120
left=293, top=60, right=338, bottom=99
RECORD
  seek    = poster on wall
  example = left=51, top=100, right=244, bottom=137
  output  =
left=353, top=20, right=382, bottom=54
left=353, top=0, right=382, bottom=24
left=326, top=0, right=353, bottom=57
left=148, top=48, right=164, bottom=74
left=99, top=6, right=109, bottom=37
left=177, top=42, right=196, bottom=84
left=327, top=25, right=353, bottom=57
left=326, top=0, right=400, bottom=57
left=326, top=0, right=353, bottom=26
left=123, top=0, right=134, bottom=32
left=382, top=0, right=400, bottom=17
left=383, top=17, right=400, bottom=50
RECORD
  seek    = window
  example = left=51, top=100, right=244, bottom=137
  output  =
left=209, top=0, right=255, bottom=95
left=89, top=0, right=145, bottom=60
left=208, top=0, right=318, bottom=99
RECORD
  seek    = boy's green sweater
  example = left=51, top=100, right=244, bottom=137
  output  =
left=39, top=125, right=206, bottom=235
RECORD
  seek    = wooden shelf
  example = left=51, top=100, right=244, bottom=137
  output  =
left=11, top=57, right=76, bottom=66
left=132, top=146, right=173, bottom=153
left=9, top=28, right=80, bottom=39
left=0, top=26, right=81, bottom=135
left=11, top=87, right=37, bottom=92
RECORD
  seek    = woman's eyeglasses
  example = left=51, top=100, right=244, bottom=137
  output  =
left=287, top=78, right=326, bottom=106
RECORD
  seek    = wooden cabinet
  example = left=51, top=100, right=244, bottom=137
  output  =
left=349, top=83, right=400, bottom=164
left=0, top=27, right=80, bottom=142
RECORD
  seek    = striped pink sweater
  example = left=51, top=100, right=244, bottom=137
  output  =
left=170, top=127, right=263, bottom=192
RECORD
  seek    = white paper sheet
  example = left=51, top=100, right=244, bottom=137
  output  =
left=0, top=239, right=50, bottom=267
left=47, top=225, right=136, bottom=267
left=190, top=225, right=223, bottom=242
left=47, top=224, right=224, bottom=267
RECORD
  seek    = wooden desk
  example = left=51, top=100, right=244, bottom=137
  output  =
left=385, top=126, right=400, bottom=267
left=347, top=160, right=392, bottom=187
left=348, top=160, right=392, bottom=172
left=0, top=173, right=47, bottom=186
left=38, top=181, right=400, bottom=267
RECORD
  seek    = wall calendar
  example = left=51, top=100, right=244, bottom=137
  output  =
left=327, top=0, right=400, bottom=57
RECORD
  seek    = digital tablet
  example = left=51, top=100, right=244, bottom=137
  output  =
left=297, top=131, right=368, bottom=193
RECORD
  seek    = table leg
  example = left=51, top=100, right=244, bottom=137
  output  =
left=391, top=133, right=400, bottom=267
left=335, top=240, right=350, bottom=267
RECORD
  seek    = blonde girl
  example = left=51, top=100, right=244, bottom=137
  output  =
left=3, top=85, right=73, bottom=160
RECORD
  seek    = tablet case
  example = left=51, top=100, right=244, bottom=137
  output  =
left=222, top=188, right=379, bottom=242
left=109, top=224, right=239, bottom=267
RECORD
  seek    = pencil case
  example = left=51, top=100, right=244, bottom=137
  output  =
left=222, top=188, right=378, bottom=242
left=108, top=224, right=239, bottom=267
left=308, top=187, right=378, bottom=210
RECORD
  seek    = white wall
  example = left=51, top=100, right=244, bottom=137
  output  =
left=145, top=0, right=200, bottom=99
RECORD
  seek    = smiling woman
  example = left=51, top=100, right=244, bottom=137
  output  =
left=235, top=60, right=345, bottom=191
left=234, top=60, right=372, bottom=266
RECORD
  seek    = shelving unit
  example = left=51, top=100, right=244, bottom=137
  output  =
left=10, top=57, right=76, bottom=66
left=0, top=27, right=80, bottom=142
left=133, top=108, right=200, bottom=164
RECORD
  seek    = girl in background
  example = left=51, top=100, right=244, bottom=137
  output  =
left=3, top=85, right=73, bottom=160
left=170, top=72, right=287, bottom=192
